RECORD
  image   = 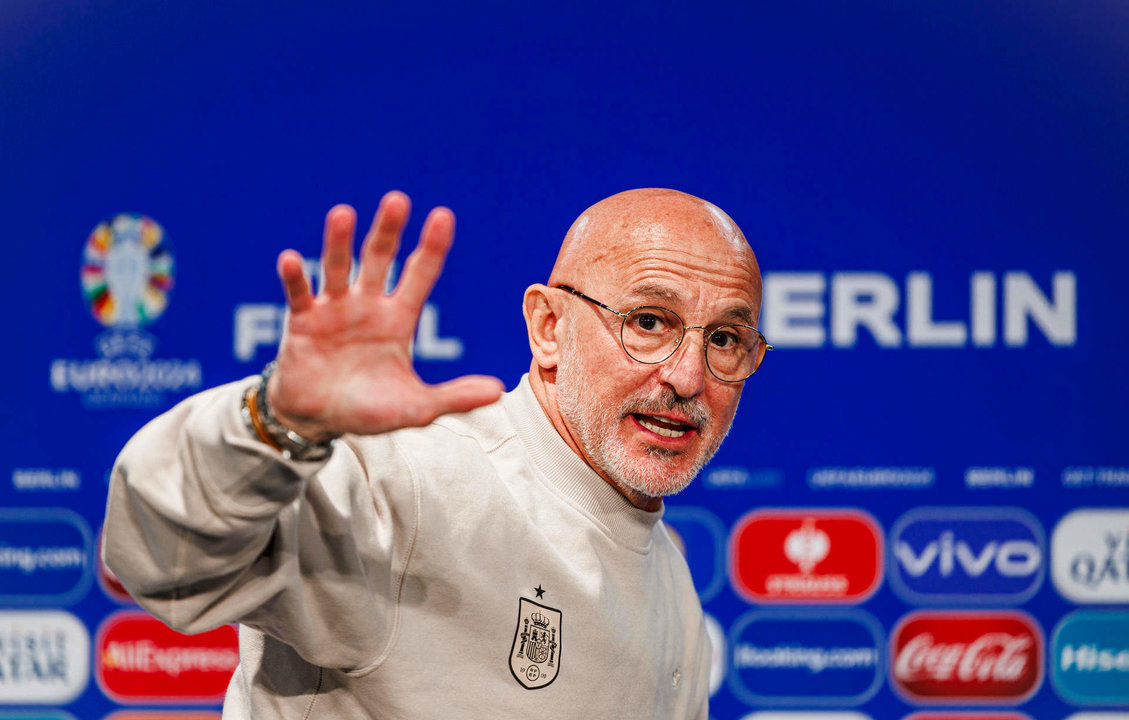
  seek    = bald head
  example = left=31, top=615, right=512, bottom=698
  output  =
left=523, top=188, right=764, bottom=510
left=548, top=188, right=761, bottom=306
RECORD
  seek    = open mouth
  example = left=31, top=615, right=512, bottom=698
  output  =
left=632, top=414, right=695, bottom=439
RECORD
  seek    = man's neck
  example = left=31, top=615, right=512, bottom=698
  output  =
left=526, top=362, right=663, bottom=512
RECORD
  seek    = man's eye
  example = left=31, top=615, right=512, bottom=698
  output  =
left=710, top=330, right=737, bottom=348
left=634, top=313, right=664, bottom=332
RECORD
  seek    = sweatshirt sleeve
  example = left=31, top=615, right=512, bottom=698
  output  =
left=102, top=378, right=418, bottom=673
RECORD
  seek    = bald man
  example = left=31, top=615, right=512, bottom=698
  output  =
left=104, top=189, right=768, bottom=719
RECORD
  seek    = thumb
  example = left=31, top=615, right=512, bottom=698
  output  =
left=426, top=375, right=506, bottom=417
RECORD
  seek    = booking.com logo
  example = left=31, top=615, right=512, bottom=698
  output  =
left=0, top=509, right=92, bottom=605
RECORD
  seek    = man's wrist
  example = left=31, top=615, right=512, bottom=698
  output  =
left=241, top=361, right=339, bottom=462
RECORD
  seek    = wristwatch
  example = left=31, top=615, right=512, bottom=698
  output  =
left=241, top=361, right=338, bottom=462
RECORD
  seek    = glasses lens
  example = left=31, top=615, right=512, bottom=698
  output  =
left=622, top=306, right=684, bottom=362
left=705, top=325, right=764, bottom=381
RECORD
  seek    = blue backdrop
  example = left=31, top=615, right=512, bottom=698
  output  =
left=2, top=2, right=1126, bottom=718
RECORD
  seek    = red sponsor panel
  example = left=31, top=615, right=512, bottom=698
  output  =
left=891, top=611, right=1043, bottom=703
left=730, top=508, right=883, bottom=603
left=97, top=611, right=239, bottom=703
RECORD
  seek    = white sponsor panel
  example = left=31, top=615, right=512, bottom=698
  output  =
left=1052, top=509, right=1129, bottom=603
left=0, top=610, right=89, bottom=703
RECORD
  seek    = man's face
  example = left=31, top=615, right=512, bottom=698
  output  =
left=553, top=215, right=760, bottom=502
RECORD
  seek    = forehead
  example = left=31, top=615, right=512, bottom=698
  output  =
left=581, top=208, right=760, bottom=318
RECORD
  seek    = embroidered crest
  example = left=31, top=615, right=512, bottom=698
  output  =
left=509, top=597, right=562, bottom=689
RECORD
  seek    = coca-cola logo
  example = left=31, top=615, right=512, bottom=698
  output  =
left=730, top=509, right=883, bottom=603
left=96, top=611, right=239, bottom=703
left=890, top=611, right=1043, bottom=702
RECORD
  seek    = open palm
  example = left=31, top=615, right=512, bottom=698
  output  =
left=266, top=191, right=504, bottom=441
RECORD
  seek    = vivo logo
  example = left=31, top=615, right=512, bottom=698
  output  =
left=890, top=508, right=1044, bottom=604
left=895, top=532, right=1040, bottom=577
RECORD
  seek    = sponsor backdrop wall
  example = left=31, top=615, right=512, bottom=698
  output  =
left=2, top=2, right=1126, bottom=719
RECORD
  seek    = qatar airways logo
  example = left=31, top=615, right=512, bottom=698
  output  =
left=730, top=509, right=882, bottom=603
left=890, top=611, right=1043, bottom=703
left=97, top=611, right=238, bottom=703
left=0, top=610, right=89, bottom=704
left=762, top=271, right=1075, bottom=348
left=1052, top=509, right=1129, bottom=603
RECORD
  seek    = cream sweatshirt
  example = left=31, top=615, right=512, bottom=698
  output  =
left=103, top=375, right=710, bottom=719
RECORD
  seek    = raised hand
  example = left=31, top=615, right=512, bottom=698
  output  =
left=265, top=191, right=505, bottom=442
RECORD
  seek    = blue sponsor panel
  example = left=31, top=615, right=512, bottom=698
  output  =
left=0, top=509, right=93, bottom=605
left=728, top=610, right=883, bottom=707
left=664, top=506, right=726, bottom=603
left=889, top=507, right=1044, bottom=605
left=1051, top=611, right=1129, bottom=705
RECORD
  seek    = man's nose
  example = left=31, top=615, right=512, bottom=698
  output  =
left=657, top=329, right=708, bottom=398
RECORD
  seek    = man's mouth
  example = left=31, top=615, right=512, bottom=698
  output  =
left=632, top=414, right=695, bottom=439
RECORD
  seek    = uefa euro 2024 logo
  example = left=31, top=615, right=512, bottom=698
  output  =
left=82, top=214, right=174, bottom=329
left=50, top=214, right=202, bottom=408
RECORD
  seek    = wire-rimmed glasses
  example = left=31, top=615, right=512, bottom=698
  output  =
left=555, top=285, right=772, bottom=382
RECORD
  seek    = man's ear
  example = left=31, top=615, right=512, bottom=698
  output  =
left=523, top=284, right=562, bottom=370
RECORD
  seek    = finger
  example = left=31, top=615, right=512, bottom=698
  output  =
left=321, top=204, right=356, bottom=297
left=394, top=206, right=455, bottom=313
left=277, top=249, right=313, bottom=312
left=422, top=375, right=506, bottom=420
left=357, top=191, right=410, bottom=293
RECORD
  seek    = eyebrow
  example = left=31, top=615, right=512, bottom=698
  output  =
left=626, top=284, right=755, bottom=325
left=629, top=284, right=681, bottom=303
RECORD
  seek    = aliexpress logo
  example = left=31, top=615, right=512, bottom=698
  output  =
left=96, top=611, right=238, bottom=703
left=730, top=509, right=883, bottom=603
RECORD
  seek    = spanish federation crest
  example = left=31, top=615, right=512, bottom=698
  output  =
left=509, top=597, right=562, bottom=689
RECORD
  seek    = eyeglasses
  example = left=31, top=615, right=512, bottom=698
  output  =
left=555, top=285, right=772, bottom=382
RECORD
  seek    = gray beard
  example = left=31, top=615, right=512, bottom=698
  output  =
left=555, top=333, right=734, bottom=501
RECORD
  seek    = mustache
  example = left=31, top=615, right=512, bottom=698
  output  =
left=625, top=389, right=713, bottom=430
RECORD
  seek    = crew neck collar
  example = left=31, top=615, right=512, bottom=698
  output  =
left=503, top=374, right=663, bottom=551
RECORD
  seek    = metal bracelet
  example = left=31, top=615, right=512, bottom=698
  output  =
left=252, top=361, right=338, bottom=462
